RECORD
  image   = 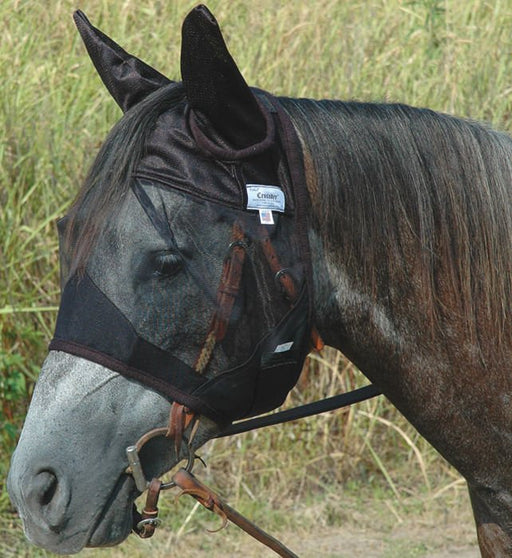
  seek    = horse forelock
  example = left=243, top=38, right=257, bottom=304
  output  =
left=281, top=97, right=512, bottom=345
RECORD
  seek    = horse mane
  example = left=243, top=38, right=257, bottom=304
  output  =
left=65, top=83, right=186, bottom=272
left=281, top=97, right=512, bottom=343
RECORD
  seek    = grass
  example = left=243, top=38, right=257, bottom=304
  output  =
left=2, top=0, right=512, bottom=555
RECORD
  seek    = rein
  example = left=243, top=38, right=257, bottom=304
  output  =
left=216, top=383, right=381, bottom=438
left=132, top=466, right=300, bottom=557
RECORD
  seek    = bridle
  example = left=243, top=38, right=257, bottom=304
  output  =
left=124, top=203, right=313, bottom=550
left=125, top=207, right=315, bottom=503
left=122, top=94, right=382, bottom=556
left=124, top=212, right=380, bottom=555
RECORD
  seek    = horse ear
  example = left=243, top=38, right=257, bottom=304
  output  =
left=73, top=10, right=172, bottom=112
left=180, top=5, right=267, bottom=149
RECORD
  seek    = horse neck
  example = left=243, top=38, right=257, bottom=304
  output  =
left=288, top=99, right=402, bottom=358
left=302, top=161, right=396, bottom=365
left=289, top=96, right=512, bottom=377
left=288, top=97, right=460, bottom=374
left=293, top=102, right=512, bottom=507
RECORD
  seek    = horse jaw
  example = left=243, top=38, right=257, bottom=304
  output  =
left=7, top=351, right=217, bottom=554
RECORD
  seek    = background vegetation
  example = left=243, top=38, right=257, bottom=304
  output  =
left=2, top=0, right=512, bottom=555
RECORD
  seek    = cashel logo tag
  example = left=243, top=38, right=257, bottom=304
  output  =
left=246, top=185, right=285, bottom=213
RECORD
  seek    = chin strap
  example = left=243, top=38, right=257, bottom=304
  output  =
left=131, top=478, right=163, bottom=539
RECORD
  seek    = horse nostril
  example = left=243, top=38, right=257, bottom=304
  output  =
left=29, top=469, right=70, bottom=531
left=35, top=470, right=58, bottom=507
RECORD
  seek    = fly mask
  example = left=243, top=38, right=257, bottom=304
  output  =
left=49, top=7, right=316, bottom=429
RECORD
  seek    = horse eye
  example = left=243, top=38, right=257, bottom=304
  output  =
left=153, top=251, right=183, bottom=278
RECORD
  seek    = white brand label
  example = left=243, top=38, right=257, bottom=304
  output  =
left=274, top=341, right=294, bottom=353
left=246, top=185, right=285, bottom=213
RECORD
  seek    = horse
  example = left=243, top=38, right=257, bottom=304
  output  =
left=8, top=4, right=512, bottom=556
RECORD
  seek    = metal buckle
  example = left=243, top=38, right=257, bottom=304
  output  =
left=274, top=268, right=296, bottom=300
left=136, top=516, right=163, bottom=532
left=125, top=428, right=196, bottom=493
left=227, top=238, right=249, bottom=255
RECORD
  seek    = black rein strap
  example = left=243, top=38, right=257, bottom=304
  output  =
left=216, top=384, right=381, bottom=438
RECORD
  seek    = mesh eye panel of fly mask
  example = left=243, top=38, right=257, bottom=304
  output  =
left=49, top=7, right=314, bottom=428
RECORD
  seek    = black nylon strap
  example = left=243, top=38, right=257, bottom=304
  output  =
left=215, top=384, right=381, bottom=437
left=266, top=93, right=316, bottom=329
left=49, top=272, right=232, bottom=425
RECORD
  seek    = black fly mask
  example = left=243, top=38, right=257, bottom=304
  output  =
left=49, top=6, right=314, bottom=427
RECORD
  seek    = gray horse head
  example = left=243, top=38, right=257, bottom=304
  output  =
left=8, top=6, right=313, bottom=553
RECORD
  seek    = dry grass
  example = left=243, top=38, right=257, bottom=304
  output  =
left=3, top=0, right=512, bottom=555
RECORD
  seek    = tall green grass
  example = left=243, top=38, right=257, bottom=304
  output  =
left=2, top=0, right=512, bottom=554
